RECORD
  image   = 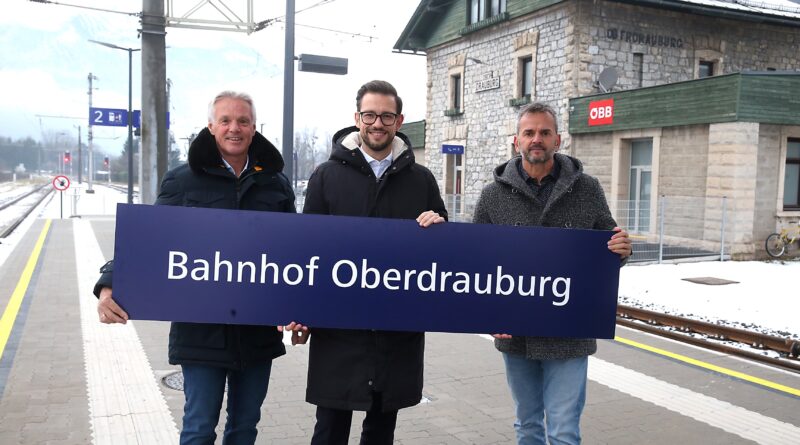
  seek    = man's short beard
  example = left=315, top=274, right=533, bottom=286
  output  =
left=361, top=129, right=393, bottom=152
left=365, top=139, right=392, bottom=152
left=523, top=151, right=552, bottom=165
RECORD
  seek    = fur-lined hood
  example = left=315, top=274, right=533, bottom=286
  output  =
left=187, top=127, right=284, bottom=174
left=329, top=126, right=413, bottom=166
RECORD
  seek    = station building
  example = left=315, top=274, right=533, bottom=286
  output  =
left=394, top=0, right=800, bottom=258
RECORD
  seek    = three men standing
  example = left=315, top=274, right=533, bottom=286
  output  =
left=95, top=86, right=627, bottom=445
left=474, top=102, right=632, bottom=445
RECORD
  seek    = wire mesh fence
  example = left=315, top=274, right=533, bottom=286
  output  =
left=439, top=193, right=730, bottom=264
left=608, top=195, right=730, bottom=263
left=298, top=190, right=730, bottom=264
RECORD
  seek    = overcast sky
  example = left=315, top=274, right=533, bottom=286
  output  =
left=0, top=0, right=426, bottom=156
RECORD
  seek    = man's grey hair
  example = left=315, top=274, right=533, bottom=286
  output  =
left=207, top=91, right=257, bottom=124
left=516, top=102, right=558, bottom=134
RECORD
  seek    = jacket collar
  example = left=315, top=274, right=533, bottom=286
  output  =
left=329, top=126, right=414, bottom=168
left=495, top=153, right=583, bottom=204
left=188, top=127, right=284, bottom=175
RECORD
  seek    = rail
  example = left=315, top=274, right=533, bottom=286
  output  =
left=617, top=304, right=800, bottom=373
left=0, top=185, right=53, bottom=239
left=0, top=183, right=50, bottom=211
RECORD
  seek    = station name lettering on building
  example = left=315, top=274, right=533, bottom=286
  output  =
left=606, top=28, right=684, bottom=48
left=475, top=71, right=501, bottom=92
left=166, top=250, right=573, bottom=307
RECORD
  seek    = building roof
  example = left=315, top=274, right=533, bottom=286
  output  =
left=402, top=120, right=426, bottom=149
left=395, top=0, right=800, bottom=53
left=568, top=71, right=800, bottom=133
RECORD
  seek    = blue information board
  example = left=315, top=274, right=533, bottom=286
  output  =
left=113, top=204, right=621, bottom=338
left=89, top=108, right=170, bottom=128
left=442, top=144, right=465, bottom=154
left=89, top=107, right=128, bottom=127
left=132, top=110, right=170, bottom=129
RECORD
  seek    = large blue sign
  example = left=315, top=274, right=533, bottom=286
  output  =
left=113, top=204, right=621, bottom=338
left=90, top=107, right=128, bottom=127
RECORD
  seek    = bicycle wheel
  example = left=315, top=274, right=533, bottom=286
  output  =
left=765, top=233, right=786, bottom=258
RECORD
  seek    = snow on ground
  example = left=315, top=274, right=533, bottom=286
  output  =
left=619, top=259, right=800, bottom=339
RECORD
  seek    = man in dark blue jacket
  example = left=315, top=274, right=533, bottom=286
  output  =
left=94, top=91, right=295, bottom=445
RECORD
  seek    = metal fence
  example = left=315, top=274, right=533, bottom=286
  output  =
left=299, top=191, right=730, bottom=264
left=439, top=193, right=730, bottom=264
left=612, top=196, right=731, bottom=263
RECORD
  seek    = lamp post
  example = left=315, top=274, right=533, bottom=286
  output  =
left=89, top=39, right=140, bottom=204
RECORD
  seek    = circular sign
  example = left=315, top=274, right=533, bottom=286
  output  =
left=53, top=175, right=70, bottom=191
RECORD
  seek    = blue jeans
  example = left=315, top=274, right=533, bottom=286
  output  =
left=179, top=361, right=272, bottom=445
left=502, top=353, right=588, bottom=445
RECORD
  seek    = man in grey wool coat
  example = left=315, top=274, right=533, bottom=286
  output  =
left=473, top=102, right=632, bottom=445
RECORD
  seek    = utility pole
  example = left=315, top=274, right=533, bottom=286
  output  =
left=282, top=0, right=295, bottom=187
left=87, top=73, right=97, bottom=193
left=141, top=0, right=168, bottom=204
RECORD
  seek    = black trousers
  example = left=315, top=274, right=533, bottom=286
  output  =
left=310, top=392, right=398, bottom=445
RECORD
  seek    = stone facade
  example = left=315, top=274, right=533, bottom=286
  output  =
left=419, top=0, right=800, bottom=257
left=423, top=0, right=800, bottom=201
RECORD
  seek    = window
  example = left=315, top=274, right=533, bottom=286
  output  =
left=633, top=53, right=643, bottom=88
left=451, top=74, right=462, bottom=111
left=510, top=31, right=538, bottom=107
left=698, top=61, right=714, bottom=78
left=470, top=0, right=507, bottom=24
left=785, top=138, right=800, bottom=209
left=628, top=139, right=653, bottom=233
left=521, top=56, right=533, bottom=98
left=445, top=152, right=465, bottom=213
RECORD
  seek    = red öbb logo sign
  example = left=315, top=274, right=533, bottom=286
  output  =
left=588, top=99, right=614, bottom=126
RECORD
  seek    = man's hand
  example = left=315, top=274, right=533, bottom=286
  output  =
left=97, top=287, right=129, bottom=324
left=279, top=321, right=310, bottom=345
left=416, top=210, right=445, bottom=227
left=608, top=227, right=632, bottom=259
left=492, top=334, right=512, bottom=339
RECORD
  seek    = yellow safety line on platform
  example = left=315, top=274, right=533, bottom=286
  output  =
left=0, top=219, right=52, bottom=360
left=616, top=335, right=800, bottom=397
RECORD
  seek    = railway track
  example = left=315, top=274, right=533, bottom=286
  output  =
left=0, top=183, right=53, bottom=239
left=617, top=304, right=800, bottom=373
left=104, top=183, right=137, bottom=196
left=0, top=183, right=49, bottom=211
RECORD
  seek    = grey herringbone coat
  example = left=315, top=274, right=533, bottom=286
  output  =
left=473, top=153, right=620, bottom=360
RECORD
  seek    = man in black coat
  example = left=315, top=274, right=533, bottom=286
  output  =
left=296, top=80, right=447, bottom=444
left=94, top=91, right=295, bottom=445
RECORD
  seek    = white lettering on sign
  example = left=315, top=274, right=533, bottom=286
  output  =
left=588, top=99, right=614, bottom=126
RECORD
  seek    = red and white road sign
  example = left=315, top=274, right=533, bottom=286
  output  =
left=53, top=175, right=71, bottom=191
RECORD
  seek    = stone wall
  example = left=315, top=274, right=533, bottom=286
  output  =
left=425, top=7, right=573, bottom=200
left=705, top=122, right=760, bottom=257
left=578, top=0, right=800, bottom=93
left=754, top=124, right=783, bottom=255
left=570, top=131, right=613, bottom=191
left=658, top=125, right=709, bottom=199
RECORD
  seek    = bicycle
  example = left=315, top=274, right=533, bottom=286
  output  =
left=765, top=222, right=800, bottom=258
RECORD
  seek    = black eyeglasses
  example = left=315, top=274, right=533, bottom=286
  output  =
left=359, top=112, right=398, bottom=126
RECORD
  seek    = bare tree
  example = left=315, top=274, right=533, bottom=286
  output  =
left=293, top=127, right=321, bottom=180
